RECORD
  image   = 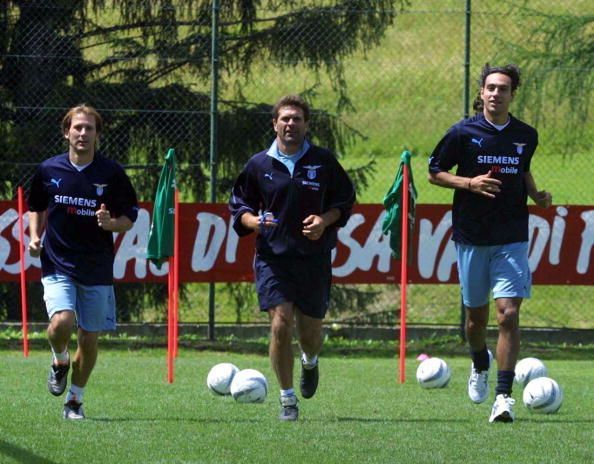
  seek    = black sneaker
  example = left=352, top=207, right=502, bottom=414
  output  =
left=300, top=362, right=319, bottom=399
left=279, top=395, right=299, bottom=421
left=48, top=363, right=70, bottom=396
left=63, top=400, right=85, bottom=420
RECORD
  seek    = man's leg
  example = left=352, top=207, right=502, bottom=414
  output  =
left=63, top=328, right=99, bottom=420
left=296, top=311, right=323, bottom=399
left=71, top=328, right=99, bottom=389
left=47, top=310, right=75, bottom=396
left=466, top=304, right=492, bottom=404
left=465, top=304, right=489, bottom=352
left=494, top=297, right=522, bottom=389
left=268, top=303, right=299, bottom=421
left=488, top=297, right=522, bottom=423
left=296, top=311, right=323, bottom=361
left=48, top=310, right=76, bottom=354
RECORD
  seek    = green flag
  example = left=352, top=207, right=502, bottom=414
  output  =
left=147, top=148, right=177, bottom=269
left=382, top=150, right=418, bottom=259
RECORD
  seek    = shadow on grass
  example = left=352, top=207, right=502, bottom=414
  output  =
left=86, top=415, right=474, bottom=424
left=0, top=439, right=57, bottom=464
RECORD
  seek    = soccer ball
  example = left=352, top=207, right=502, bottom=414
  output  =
left=522, top=377, right=563, bottom=414
left=206, top=363, right=240, bottom=396
left=230, top=369, right=268, bottom=403
left=416, top=357, right=451, bottom=389
left=515, top=357, right=548, bottom=388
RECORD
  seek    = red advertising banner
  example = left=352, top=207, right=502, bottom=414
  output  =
left=1, top=201, right=592, bottom=284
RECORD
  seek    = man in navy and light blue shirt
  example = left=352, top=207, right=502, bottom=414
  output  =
left=28, top=104, right=138, bottom=420
left=229, top=95, right=355, bottom=421
left=429, top=64, right=552, bottom=423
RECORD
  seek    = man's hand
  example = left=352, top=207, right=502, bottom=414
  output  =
left=96, top=203, right=112, bottom=230
left=29, top=237, right=42, bottom=257
left=302, top=215, right=326, bottom=241
left=533, top=190, right=553, bottom=208
left=469, top=170, right=502, bottom=198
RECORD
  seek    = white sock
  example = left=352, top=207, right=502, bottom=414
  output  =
left=280, top=388, right=295, bottom=398
left=51, top=348, right=69, bottom=365
left=66, top=384, right=85, bottom=404
left=301, top=353, right=318, bottom=368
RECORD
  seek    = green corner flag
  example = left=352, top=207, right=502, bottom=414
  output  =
left=147, top=148, right=177, bottom=269
left=382, top=150, right=418, bottom=259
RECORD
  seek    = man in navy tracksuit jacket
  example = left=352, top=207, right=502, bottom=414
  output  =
left=229, top=95, right=355, bottom=421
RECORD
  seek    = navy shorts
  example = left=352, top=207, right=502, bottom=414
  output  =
left=254, top=253, right=332, bottom=319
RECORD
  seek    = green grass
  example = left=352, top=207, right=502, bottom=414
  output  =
left=161, top=282, right=594, bottom=329
left=1, top=348, right=592, bottom=463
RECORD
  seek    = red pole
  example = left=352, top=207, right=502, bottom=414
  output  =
left=399, top=164, right=409, bottom=383
left=167, top=256, right=174, bottom=383
left=173, top=189, right=180, bottom=357
left=17, top=187, right=29, bottom=357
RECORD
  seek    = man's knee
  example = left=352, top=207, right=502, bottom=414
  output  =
left=270, top=314, right=294, bottom=342
left=497, top=306, right=519, bottom=331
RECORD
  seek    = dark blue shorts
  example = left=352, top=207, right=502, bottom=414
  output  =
left=254, top=253, right=332, bottom=319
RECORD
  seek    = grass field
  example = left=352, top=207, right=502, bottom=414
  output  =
left=1, top=348, right=592, bottom=464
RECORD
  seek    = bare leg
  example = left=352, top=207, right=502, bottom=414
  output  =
left=465, top=304, right=489, bottom=351
left=494, top=297, right=522, bottom=371
left=268, top=303, right=295, bottom=389
left=48, top=311, right=76, bottom=357
left=295, top=311, right=323, bottom=360
left=71, top=328, right=99, bottom=388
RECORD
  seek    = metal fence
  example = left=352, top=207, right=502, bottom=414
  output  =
left=1, top=1, right=592, bottom=329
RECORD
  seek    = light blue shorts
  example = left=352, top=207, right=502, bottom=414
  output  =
left=456, top=242, right=531, bottom=308
left=42, top=274, right=117, bottom=332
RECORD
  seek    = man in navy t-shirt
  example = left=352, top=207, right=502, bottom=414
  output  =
left=28, top=104, right=138, bottom=420
left=229, top=95, right=355, bottom=421
left=428, top=64, right=552, bottom=423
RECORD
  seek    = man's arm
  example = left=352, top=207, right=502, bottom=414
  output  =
left=525, top=172, right=552, bottom=208
left=428, top=170, right=502, bottom=198
left=240, top=211, right=278, bottom=234
left=28, top=210, right=47, bottom=257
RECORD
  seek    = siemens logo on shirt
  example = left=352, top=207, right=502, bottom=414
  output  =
left=477, top=155, right=520, bottom=175
left=54, top=195, right=97, bottom=216
left=477, top=155, right=520, bottom=165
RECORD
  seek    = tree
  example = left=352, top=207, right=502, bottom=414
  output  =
left=497, top=7, right=593, bottom=157
left=0, top=0, right=407, bottom=321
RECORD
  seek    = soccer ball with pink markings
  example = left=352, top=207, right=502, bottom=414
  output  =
left=416, top=357, right=451, bottom=389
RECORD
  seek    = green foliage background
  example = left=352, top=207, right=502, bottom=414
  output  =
left=0, top=1, right=592, bottom=328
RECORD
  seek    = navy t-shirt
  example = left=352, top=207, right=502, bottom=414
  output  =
left=229, top=144, right=356, bottom=257
left=428, top=113, right=538, bottom=245
left=27, top=153, right=139, bottom=285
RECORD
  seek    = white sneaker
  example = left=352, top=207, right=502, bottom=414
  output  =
left=489, top=394, right=515, bottom=423
left=468, top=349, right=493, bottom=404
left=63, top=400, right=85, bottom=420
left=279, top=395, right=299, bottom=421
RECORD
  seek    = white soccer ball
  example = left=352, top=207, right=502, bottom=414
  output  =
left=522, top=377, right=563, bottom=414
left=416, top=357, right=451, bottom=389
left=206, top=363, right=240, bottom=396
left=230, top=368, right=268, bottom=403
left=515, top=357, right=548, bottom=388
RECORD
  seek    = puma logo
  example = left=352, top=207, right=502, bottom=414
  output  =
left=50, top=178, right=62, bottom=188
left=471, top=138, right=483, bottom=148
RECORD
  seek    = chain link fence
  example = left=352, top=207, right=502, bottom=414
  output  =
left=1, top=1, right=592, bottom=329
